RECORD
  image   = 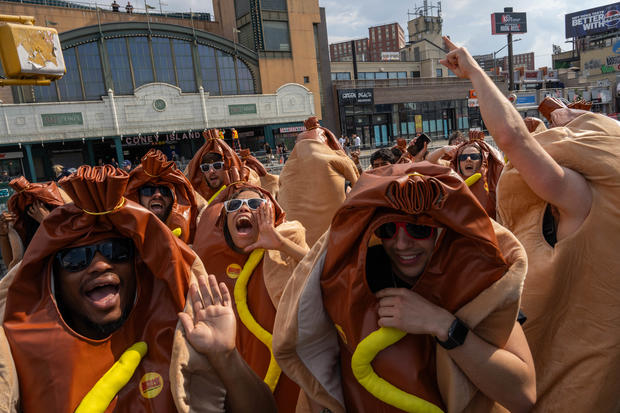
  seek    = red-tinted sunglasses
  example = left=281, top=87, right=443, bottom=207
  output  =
left=374, top=222, right=435, bottom=240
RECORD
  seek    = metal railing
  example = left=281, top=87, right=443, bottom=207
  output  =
left=332, top=77, right=472, bottom=89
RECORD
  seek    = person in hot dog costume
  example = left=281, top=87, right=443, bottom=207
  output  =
left=192, top=182, right=309, bottom=412
left=441, top=37, right=620, bottom=411
left=0, top=166, right=276, bottom=412
left=125, top=149, right=201, bottom=243
left=0, top=177, right=70, bottom=270
left=277, top=117, right=359, bottom=247
left=273, top=162, right=535, bottom=413
left=185, top=129, right=257, bottom=204
left=239, top=148, right=279, bottom=199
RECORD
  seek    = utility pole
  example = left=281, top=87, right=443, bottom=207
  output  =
left=505, top=7, right=515, bottom=91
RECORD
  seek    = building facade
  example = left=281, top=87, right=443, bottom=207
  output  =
left=368, top=23, right=405, bottom=62
left=0, top=0, right=331, bottom=182
left=329, top=38, right=369, bottom=62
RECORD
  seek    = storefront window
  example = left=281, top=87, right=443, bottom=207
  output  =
left=106, top=38, right=134, bottom=95
left=129, top=37, right=154, bottom=87
left=152, top=38, right=176, bottom=85
left=173, top=40, right=197, bottom=92
left=56, top=48, right=83, bottom=101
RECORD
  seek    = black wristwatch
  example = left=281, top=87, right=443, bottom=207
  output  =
left=435, top=317, right=469, bottom=350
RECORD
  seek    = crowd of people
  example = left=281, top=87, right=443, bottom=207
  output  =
left=0, top=37, right=616, bottom=413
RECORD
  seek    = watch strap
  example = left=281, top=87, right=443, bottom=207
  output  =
left=435, top=317, right=469, bottom=350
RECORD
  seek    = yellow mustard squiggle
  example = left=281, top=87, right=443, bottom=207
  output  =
left=351, top=327, right=444, bottom=413
left=208, top=184, right=227, bottom=204
left=233, top=248, right=282, bottom=392
left=75, top=341, right=148, bottom=413
left=464, top=172, right=481, bottom=187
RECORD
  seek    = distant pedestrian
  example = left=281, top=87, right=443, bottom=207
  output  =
left=111, top=0, right=119, bottom=11
left=352, top=133, right=361, bottom=151
left=125, top=1, right=133, bottom=13
left=264, top=142, right=273, bottom=160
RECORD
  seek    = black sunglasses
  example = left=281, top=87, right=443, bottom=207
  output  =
left=223, top=198, right=266, bottom=212
left=458, top=153, right=481, bottom=162
left=374, top=222, right=435, bottom=240
left=200, top=161, right=225, bottom=172
left=139, top=185, right=172, bottom=198
left=55, top=238, right=134, bottom=273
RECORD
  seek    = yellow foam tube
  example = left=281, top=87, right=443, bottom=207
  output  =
left=233, top=248, right=282, bottom=392
left=351, top=328, right=444, bottom=413
left=75, top=341, right=148, bottom=413
left=464, top=172, right=481, bottom=187
left=172, top=227, right=182, bottom=238
left=208, top=184, right=227, bottom=204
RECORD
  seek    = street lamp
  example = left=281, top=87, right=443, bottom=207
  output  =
left=493, top=38, right=521, bottom=78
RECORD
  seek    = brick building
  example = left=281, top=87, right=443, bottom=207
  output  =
left=329, top=38, right=369, bottom=62
left=368, top=22, right=405, bottom=61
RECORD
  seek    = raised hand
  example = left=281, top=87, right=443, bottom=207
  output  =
left=178, top=274, right=236, bottom=357
left=439, top=36, right=482, bottom=80
left=27, top=200, right=50, bottom=223
left=0, top=212, right=16, bottom=236
left=243, top=202, right=282, bottom=253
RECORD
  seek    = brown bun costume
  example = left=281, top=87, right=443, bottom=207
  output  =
left=125, top=149, right=199, bottom=243
left=274, top=162, right=527, bottom=413
left=4, top=177, right=68, bottom=269
left=278, top=117, right=360, bottom=247
left=496, top=111, right=620, bottom=412
left=449, top=137, right=504, bottom=219
left=0, top=166, right=227, bottom=412
left=185, top=129, right=249, bottom=202
left=192, top=183, right=308, bottom=412
left=239, top=148, right=280, bottom=198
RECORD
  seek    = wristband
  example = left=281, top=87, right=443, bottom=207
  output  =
left=435, top=317, right=469, bottom=350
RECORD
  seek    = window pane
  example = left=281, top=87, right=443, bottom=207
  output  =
left=129, top=37, right=154, bottom=87
left=263, top=21, right=290, bottom=51
left=236, top=59, right=254, bottom=94
left=173, top=40, right=196, bottom=92
left=56, top=48, right=83, bottom=101
left=217, top=50, right=237, bottom=95
left=375, top=72, right=387, bottom=79
left=77, top=43, right=105, bottom=100
left=152, top=38, right=175, bottom=85
left=105, top=38, right=133, bottom=94
left=262, top=0, right=286, bottom=10
left=197, top=44, right=219, bottom=95
left=34, top=83, right=58, bottom=102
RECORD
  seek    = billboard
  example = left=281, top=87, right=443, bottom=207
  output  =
left=491, top=12, right=527, bottom=34
left=338, top=89, right=374, bottom=105
left=381, top=52, right=401, bottom=61
left=565, top=3, right=620, bottom=38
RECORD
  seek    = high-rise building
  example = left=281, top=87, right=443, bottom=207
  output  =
left=368, top=23, right=405, bottom=61
left=329, top=38, right=369, bottom=62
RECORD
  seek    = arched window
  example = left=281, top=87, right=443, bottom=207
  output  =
left=56, top=48, right=82, bottom=101
left=197, top=44, right=219, bottom=95
left=106, top=38, right=133, bottom=95
left=173, top=39, right=196, bottom=92
left=129, top=37, right=154, bottom=87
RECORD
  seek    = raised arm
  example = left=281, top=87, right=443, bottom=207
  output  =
left=440, top=37, right=591, bottom=238
left=179, top=274, right=277, bottom=413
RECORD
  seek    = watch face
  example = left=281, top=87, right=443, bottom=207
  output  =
left=437, top=317, right=469, bottom=350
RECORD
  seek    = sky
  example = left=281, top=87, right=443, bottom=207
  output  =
left=153, top=0, right=614, bottom=68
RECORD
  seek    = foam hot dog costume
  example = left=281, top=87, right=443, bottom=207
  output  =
left=0, top=166, right=227, bottom=412
left=449, top=137, right=503, bottom=219
left=192, top=183, right=308, bottom=412
left=3, top=177, right=70, bottom=269
left=274, top=162, right=527, bottom=413
left=185, top=129, right=250, bottom=202
left=239, top=149, right=279, bottom=199
left=496, top=110, right=620, bottom=412
left=125, top=149, right=200, bottom=243
left=278, top=117, right=360, bottom=247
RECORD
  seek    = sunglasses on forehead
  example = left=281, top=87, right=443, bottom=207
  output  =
left=374, top=222, right=436, bottom=241
left=458, top=153, right=481, bottom=162
left=55, top=238, right=134, bottom=273
left=223, top=198, right=266, bottom=213
left=139, top=185, right=172, bottom=198
left=200, top=161, right=225, bottom=172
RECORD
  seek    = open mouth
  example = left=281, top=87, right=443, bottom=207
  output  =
left=149, top=200, right=164, bottom=213
left=84, top=276, right=121, bottom=310
left=235, top=216, right=254, bottom=235
left=396, top=252, right=423, bottom=265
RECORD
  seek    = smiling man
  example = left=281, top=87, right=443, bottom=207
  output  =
left=0, top=165, right=276, bottom=413
left=125, top=149, right=200, bottom=243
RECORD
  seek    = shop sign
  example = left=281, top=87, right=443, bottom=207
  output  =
left=565, top=3, right=620, bottom=38
left=381, top=52, right=400, bottom=61
left=338, top=89, right=374, bottom=105
left=614, top=40, right=620, bottom=54
left=41, top=112, right=83, bottom=127
left=228, top=104, right=257, bottom=115
left=467, top=98, right=479, bottom=108
left=279, top=126, right=305, bottom=133
left=584, top=59, right=602, bottom=70
left=0, top=152, right=23, bottom=159
left=414, top=115, right=423, bottom=133
left=601, top=64, right=620, bottom=73
left=491, top=12, right=527, bottom=34
left=123, top=130, right=202, bottom=146
left=515, top=95, right=536, bottom=106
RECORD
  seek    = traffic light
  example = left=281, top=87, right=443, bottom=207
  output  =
left=0, top=15, right=65, bottom=86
